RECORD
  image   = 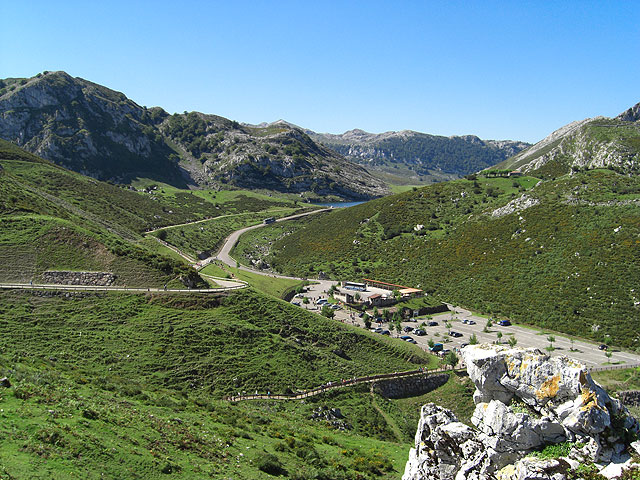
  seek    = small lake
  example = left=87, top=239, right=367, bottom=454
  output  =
left=312, top=201, right=365, bottom=209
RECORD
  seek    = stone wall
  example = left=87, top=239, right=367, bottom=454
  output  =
left=41, top=271, right=116, bottom=286
left=373, top=373, right=449, bottom=399
left=619, top=390, right=640, bottom=407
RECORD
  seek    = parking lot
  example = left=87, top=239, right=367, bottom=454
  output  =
left=295, top=284, right=640, bottom=368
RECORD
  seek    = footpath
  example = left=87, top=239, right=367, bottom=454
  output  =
left=224, top=366, right=462, bottom=401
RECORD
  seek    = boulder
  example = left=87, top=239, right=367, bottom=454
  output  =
left=495, top=457, right=571, bottom=480
left=404, top=344, right=640, bottom=480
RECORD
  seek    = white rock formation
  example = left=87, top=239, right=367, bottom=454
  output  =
left=403, top=345, right=640, bottom=480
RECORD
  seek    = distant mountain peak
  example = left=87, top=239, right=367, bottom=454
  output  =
left=616, top=101, right=640, bottom=122
left=497, top=101, right=640, bottom=177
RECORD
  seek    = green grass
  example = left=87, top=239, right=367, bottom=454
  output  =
left=153, top=207, right=305, bottom=258
left=0, top=353, right=410, bottom=479
left=0, top=289, right=441, bottom=478
left=200, top=263, right=306, bottom=298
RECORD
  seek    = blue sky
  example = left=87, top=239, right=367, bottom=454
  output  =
left=2, top=1, right=638, bottom=143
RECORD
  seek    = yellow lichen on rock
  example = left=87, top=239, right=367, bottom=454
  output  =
left=496, top=463, right=516, bottom=480
left=536, top=374, right=561, bottom=400
left=580, top=387, right=603, bottom=412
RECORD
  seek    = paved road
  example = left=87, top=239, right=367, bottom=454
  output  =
left=301, top=300, right=640, bottom=368
left=0, top=283, right=244, bottom=293
left=145, top=208, right=297, bottom=235
left=209, top=208, right=331, bottom=276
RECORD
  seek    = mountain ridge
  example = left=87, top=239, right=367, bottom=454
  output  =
left=0, top=71, right=388, bottom=200
left=497, top=102, right=640, bottom=177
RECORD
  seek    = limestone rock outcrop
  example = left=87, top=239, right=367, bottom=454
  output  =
left=403, top=345, right=640, bottom=480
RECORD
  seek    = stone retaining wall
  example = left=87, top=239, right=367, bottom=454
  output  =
left=372, top=373, right=450, bottom=399
left=41, top=271, right=116, bottom=286
left=619, top=390, right=640, bottom=406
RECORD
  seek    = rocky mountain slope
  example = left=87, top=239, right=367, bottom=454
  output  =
left=497, top=102, right=640, bottom=178
left=0, top=72, right=388, bottom=199
left=404, top=344, right=640, bottom=480
left=308, top=127, right=530, bottom=179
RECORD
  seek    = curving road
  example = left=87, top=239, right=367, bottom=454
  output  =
left=209, top=208, right=330, bottom=277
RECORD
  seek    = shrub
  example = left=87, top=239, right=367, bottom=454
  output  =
left=255, top=453, right=287, bottom=476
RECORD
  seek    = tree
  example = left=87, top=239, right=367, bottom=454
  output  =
left=469, top=333, right=479, bottom=345
left=303, top=297, right=309, bottom=304
left=321, top=305, right=335, bottom=319
left=605, top=351, right=612, bottom=363
left=394, top=321, right=402, bottom=336
left=496, top=332, right=503, bottom=344
left=443, top=351, right=459, bottom=370
left=428, top=339, right=435, bottom=348
left=373, top=307, right=379, bottom=318
left=507, top=336, right=517, bottom=348
left=547, top=335, right=555, bottom=351
left=383, top=309, right=391, bottom=321
left=364, top=317, right=372, bottom=329
left=392, top=289, right=401, bottom=301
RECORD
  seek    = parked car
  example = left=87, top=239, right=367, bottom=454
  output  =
left=460, top=343, right=469, bottom=348
left=429, top=343, right=444, bottom=352
left=317, top=299, right=328, bottom=305
left=414, top=329, right=426, bottom=336
left=403, top=326, right=414, bottom=333
left=497, top=320, right=511, bottom=326
left=400, top=335, right=413, bottom=341
left=462, top=319, right=468, bottom=324
left=408, top=317, right=418, bottom=322
left=428, top=321, right=438, bottom=327
left=438, top=349, right=451, bottom=357
left=291, top=301, right=301, bottom=306
left=373, top=327, right=384, bottom=333
left=381, top=330, right=390, bottom=336
left=449, top=331, right=463, bottom=338
left=598, top=344, right=608, bottom=351
left=467, top=320, right=476, bottom=325
left=406, top=338, right=417, bottom=344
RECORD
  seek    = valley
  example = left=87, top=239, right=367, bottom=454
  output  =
left=0, top=79, right=639, bottom=479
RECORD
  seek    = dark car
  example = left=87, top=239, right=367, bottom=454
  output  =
left=427, top=321, right=438, bottom=327
left=381, top=330, right=390, bottom=335
left=400, top=335, right=413, bottom=341
left=403, top=326, right=414, bottom=333
left=414, top=329, right=426, bottom=336
left=498, top=320, right=511, bottom=326
left=598, top=344, right=608, bottom=351
left=460, top=343, right=469, bottom=348
left=449, top=331, right=463, bottom=338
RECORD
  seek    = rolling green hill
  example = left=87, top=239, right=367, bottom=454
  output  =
left=255, top=170, right=640, bottom=347
left=0, top=140, right=311, bottom=287
left=0, top=288, right=439, bottom=479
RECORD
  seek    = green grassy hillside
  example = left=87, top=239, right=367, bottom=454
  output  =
left=0, top=140, right=316, bottom=286
left=0, top=288, right=439, bottom=479
left=261, top=170, right=640, bottom=347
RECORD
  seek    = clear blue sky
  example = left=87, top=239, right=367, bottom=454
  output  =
left=2, top=1, right=638, bottom=143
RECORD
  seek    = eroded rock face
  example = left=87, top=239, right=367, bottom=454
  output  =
left=461, top=345, right=623, bottom=438
left=403, top=345, right=640, bottom=480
